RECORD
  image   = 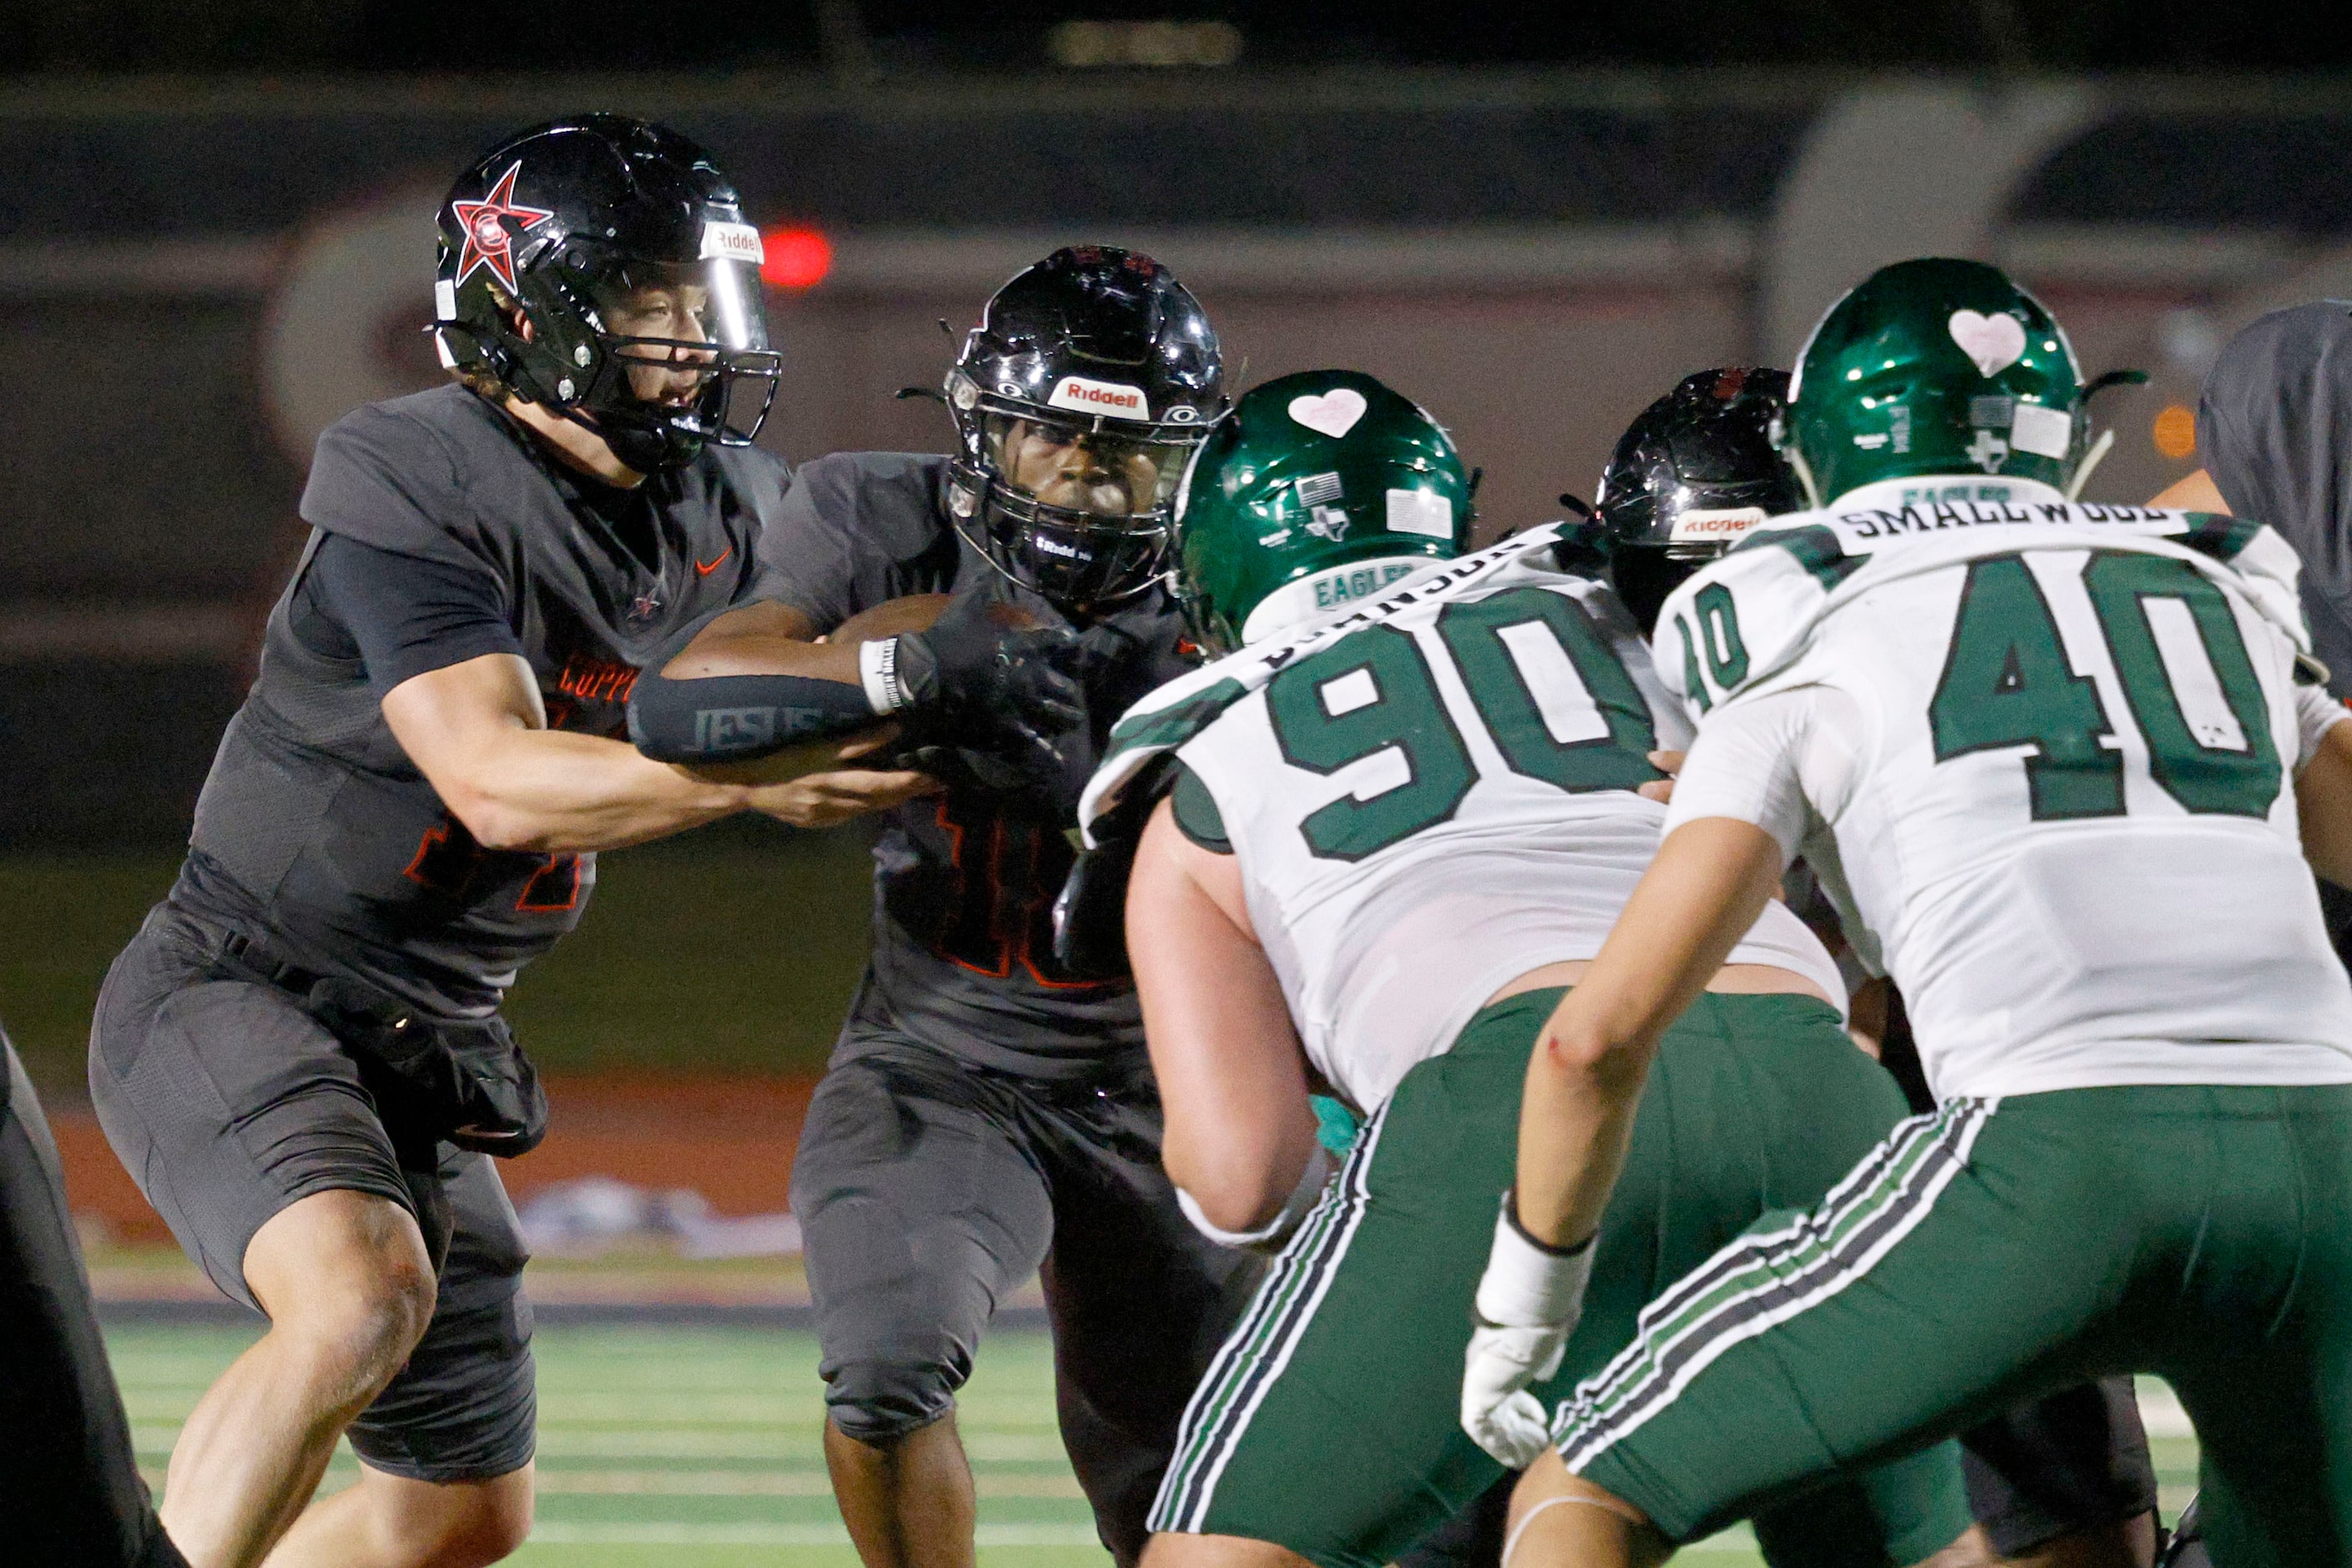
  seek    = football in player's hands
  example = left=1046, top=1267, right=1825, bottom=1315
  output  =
left=877, top=591, right=1085, bottom=751
left=832, top=591, right=1092, bottom=791
left=824, top=592, right=953, bottom=645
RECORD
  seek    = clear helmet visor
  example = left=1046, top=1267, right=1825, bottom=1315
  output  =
left=584, top=256, right=777, bottom=446
left=979, top=411, right=1192, bottom=528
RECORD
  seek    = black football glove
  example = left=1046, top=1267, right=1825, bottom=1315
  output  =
left=883, top=589, right=1086, bottom=752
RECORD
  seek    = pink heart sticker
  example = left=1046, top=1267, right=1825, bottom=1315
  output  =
left=1287, top=388, right=1369, bottom=439
left=1948, top=310, right=2027, bottom=378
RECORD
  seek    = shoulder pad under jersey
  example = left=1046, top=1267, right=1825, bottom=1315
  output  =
left=1653, top=493, right=2311, bottom=716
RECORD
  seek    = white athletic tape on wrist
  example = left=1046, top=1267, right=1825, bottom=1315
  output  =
left=1474, top=1193, right=1595, bottom=1330
left=1176, top=1146, right=1333, bottom=1252
left=859, top=637, right=906, bottom=715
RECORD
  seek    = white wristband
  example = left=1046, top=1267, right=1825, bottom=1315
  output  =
left=858, top=637, right=906, bottom=715
left=1473, top=1193, right=1595, bottom=1329
left=1176, top=1146, right=1333, bottom=1254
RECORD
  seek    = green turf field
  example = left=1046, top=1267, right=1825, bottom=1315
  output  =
left=106, top=1322, right=2202, bottom=1565
left=114, top=1323, right=1114, bottom=1565
left=0, top=826, right=877, bottom=1095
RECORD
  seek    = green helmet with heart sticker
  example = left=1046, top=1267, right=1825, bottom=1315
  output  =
left=1172, top=369, right=1473, bottom=652
left=1782, top=257, right=2089, bottom=507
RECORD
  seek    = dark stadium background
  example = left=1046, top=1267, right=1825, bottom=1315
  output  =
left=0, top=8, right=2282, bottom=1559
left=13, top=0, right=2352, bottom=1151
left=1, top=0, right=2346, bottom=1201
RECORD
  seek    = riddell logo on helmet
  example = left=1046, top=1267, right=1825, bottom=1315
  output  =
left=1047, top=376, right=1149, bottom=417
left=1668, top=508, right=1768, bottom=543
left=699, top=222, right=765, bottom=265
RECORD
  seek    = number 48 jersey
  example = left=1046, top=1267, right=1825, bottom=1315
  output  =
left=1657, top=477, right=2352, bottom=1100
left=1080, top=525, right=1841, bottom=1113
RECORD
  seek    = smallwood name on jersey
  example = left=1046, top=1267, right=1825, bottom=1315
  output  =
left=1653, top=476, right=2352, bottom=1100
left=1082, top=524, right=1841, bottom=1113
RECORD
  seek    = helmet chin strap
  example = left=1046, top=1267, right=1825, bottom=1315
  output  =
left=2064, top=427, right=2116, bottom=503
left=1784, top=444, right=1823, bottom=510
left=549, top=390, right=701, bottom=475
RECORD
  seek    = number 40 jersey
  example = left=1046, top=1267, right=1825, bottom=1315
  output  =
left=1658, top=477, right=2352, bottom=1100
left=1080, top=525, right=1841, bottom=1115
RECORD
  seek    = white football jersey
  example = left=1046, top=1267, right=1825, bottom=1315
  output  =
left=1083, top=526, right=1842, bottom=1113
left=1657, top=476, right=2352, bottom=1100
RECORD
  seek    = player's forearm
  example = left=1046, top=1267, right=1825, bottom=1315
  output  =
left=2297, top=718, right=2352, bottom=888
left=665, top=618, right=862, bottom=683
left=443, top=727, right=751, bottom=852
left=1129, top=799, right=1319, bottom=1234
left=1511, top=1041, right=1647, bottom=1253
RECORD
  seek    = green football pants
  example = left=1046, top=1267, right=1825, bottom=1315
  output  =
left=1566, top=1083, right=2352, bottom=1568
left=1150, top=989, right=1973, bottom=1568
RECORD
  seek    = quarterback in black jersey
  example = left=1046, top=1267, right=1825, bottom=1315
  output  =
left=627, top=247, right=1262, bottom=1565
left=87, top=119, right=953, bottom=1568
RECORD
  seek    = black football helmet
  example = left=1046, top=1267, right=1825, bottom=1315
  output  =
left=432, top=114, right=782, bottom=473
left=943, top=246, right=1226, bottom=612
left=1596, top=367, right=1803, bottom=634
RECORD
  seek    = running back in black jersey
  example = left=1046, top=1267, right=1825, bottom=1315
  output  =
left=769, top=452, right=1195, bottom=1075
left=174, top=383, right=793, bottom=1018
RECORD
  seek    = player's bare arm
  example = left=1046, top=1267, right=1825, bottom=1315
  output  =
left=2296, top=709, right=2352, bottom=888
left=2148, top=468, right=2227, bottom=512
left=625, top=588, right=1088, bottom=824
left=1126, top=795, right=1323, bottom=1240
left=382, top=647, right=918, bottom=849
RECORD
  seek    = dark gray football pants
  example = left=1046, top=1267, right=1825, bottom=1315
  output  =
left=2, top=1030, right=189, bottom=1566
left=790, top=1019, right=1262, bottom=1567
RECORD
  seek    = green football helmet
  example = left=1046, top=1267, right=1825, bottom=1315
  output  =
left=1782, top=257, right=2093, bottom=507
left=1172, top=369, right=1473, bottom=651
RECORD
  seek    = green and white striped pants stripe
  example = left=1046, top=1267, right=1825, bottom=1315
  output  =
left=1150, top=1100, right=1392, bottom=1533
left=1555, top=1098, right=1995, bottom=1473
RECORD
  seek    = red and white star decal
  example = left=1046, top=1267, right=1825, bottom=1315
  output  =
left=450, top=161, right=554, bottom=291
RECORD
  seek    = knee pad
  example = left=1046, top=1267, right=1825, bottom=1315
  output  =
left=822, top=1352, right=964, bottom=1445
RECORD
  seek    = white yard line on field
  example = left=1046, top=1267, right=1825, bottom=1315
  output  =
left=522, top=1522, right=1107, bottom=1546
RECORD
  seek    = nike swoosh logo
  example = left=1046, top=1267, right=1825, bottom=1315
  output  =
left=695, top=548, right=733, bottom=576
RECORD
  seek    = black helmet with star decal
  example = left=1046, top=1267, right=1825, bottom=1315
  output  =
left=432, top=114, right=781, bottom=473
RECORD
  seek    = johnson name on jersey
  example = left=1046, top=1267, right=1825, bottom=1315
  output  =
left=1656, top=475, right=2352, bottom=1100
left=1084, top=524, right=1840, bottom=1112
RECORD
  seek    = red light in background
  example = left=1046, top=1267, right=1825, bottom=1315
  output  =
left=761, top=228, right=832, bottom=290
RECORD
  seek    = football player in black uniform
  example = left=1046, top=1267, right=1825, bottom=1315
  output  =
left=625, top=247, right=1262, bottom=1566
left=85, top=117, right=974, bottom=1568
left=1598, top=368, right=2161, bottom=1568
left=3, top=1027, right=190, bottom=1567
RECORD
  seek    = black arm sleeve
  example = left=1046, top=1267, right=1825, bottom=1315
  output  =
left=625, top=608, right=881, bottom=762
left=625, top=666, right=879, bottom=762
left=305, top=532, right=523, bottom=700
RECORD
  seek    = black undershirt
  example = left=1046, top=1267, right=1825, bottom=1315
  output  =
left=564, top=471, right=663, bottom=576
left=292, top=533, right=523, bottom=700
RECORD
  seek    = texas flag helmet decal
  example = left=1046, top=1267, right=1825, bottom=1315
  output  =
left=450, top=161, right=555, bottom=292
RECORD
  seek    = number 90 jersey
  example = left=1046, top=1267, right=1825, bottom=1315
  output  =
left=1657, top=477, right=2352, bottom=1100
left=1080, top=525, right=1842, bottom=1113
